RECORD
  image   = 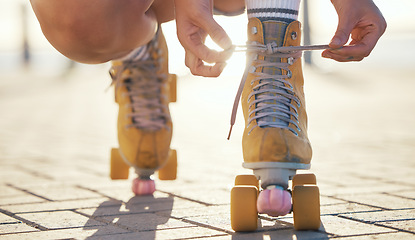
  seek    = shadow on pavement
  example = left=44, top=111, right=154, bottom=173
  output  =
left=231, top=220, right=330, bottom=240
left=83, top=195, right=174, bottom=239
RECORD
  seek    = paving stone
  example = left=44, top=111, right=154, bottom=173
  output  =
left=388, top=190, right=415, bottom=200
left=0, top=195, right=46, bottom=206
left=0, top=225, right=129, bottom=240
left=333, top=232, right=415, bottom=240
left=157, top=205, right=229, bottom=219
left=0, top=222, right=39, bottom=235
left=0, top=185, right=26, bottom=197
left=17, top=185, right=103, bottom=201
left=376, top=220, right=415, bottom=233
left=16, top=210, right=106, bottom=230
left=86, top=226, right=229, bottom=240
left=77, top=198, right=205, bottom=219
left=100, top=212, right=194, bottom=232
left=340, top=209, right=415, bottom=223
left=2, top=198, right=115, bottom=214
left=0, top=213, right=20, bottom=224
left=318, top=216, right=393, bottom=236
left=91, top=187, right=171, bottom=202
left=184, top=213, right=292, bottom=233
left=335, top=193, right=415, bottom=210
left=321, top=202, right=380, bottom=216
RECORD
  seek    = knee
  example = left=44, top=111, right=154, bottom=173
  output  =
left=31, top=0, right=155, bottom=63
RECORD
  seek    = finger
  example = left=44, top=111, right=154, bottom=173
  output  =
left=201, top=17, right=232, bottom=50
left=185, top=51, right=227, bottom=77
left=330, top=16, right=355, bottom=49
left=322, top=50, right=364, bottom=62
left=327, top=30, right=381, bottom=59
left=181, top=29, right=232, bottom=64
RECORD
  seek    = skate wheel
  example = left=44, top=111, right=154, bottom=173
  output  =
left=231, top=186, right=258, bottom=232
left=158, top=149, right=177, bottom=180
left=292, top=173, right=316, bottom=187
left=132, top=178, right=156, bottom=195
left=292, top=185, right=320, bottom=230
left=110, top=148, right=129, bottom=180
left=235, top=174, right=259, bottom=188
left=169, top=74, right=177, bottom=103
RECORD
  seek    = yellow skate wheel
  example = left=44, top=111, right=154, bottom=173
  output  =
left=110, top=148, right=129, bottom=180
left=158, top=149, right=177, bottom=180
left=235, top=174, right=259, bottom=188
left=169, top=74, right=177, bottom=103
left=292, top=173, right=317, bottom=187
left=231, top=186, right=258, bottom=232
left=292, top=185, right=320, bottom=230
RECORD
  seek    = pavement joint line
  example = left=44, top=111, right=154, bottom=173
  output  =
left=176, top=217, right=233, bottom=235
left=75, top=166, right=107, bottom=177
left=5, top=183, right=53, bottom=202
left=170, top=233, right=230, bottom=240
left=0, top=230, right=40, bottom=236
left=75, top=185, right=121, bottom=202
left=337, top=214, right=415, bottom=235
left=16, top=166, right=54, bottom=180
left=321, top=195, right=391, bottom=211
left=73, top=208, right=220, bottom=234
left=384, top=192, right=415, bottom=201
left=373, top=222, right=415, bottom=235
left=0, top=208, right=49, bottom=231
left=157, top=190, right=214, bottom=207
left=72, top=209, right=134, bottom=233
left=329, top=230, right=400, bottom=239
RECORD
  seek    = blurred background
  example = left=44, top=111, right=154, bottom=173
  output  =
left=0, top=0, right=414, bottom=170
left=1, top=0, right=414, bottom=77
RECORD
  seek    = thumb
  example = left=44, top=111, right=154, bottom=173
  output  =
left=330, top=17, right=354, bottom=49
left=202, top=18, right=232, bottom=50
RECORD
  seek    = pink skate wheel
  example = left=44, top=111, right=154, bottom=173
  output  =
left=132, top=178, right=155, bottom=195
left=257, top=187, right=291, bottom=217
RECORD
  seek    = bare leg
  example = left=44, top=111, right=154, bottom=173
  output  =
left=29, top=0, right=174, bottom=64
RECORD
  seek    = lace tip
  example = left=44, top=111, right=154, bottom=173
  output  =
left=227, top=125, right=233, bottom=140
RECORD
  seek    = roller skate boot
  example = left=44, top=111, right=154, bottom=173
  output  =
left=230, top=18, right=320, bottom=231
left=109, top=28, right=177, bottom=196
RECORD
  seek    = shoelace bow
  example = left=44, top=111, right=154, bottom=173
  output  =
left=227, top=43, right=329, bottom=139
left=109, top=58, right=170, bottom=131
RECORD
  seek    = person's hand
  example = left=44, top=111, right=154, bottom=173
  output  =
left=174, top=0, right=232, bottom=77
left=322, top=0, right=386, bottom=62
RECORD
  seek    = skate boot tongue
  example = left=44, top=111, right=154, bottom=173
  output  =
left=256, top=21, right=291, bottom=129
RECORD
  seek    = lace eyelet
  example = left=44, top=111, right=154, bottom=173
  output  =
left=251, top=27, right=258, bottom=35
left=287, top=70, right=292, bottom=79
left=291, top=31, right=298, bottom=40
left=288, top=57, right=294, bottom=65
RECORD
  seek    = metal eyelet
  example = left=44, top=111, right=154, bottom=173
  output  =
left=251, top=27, right=258, bottom=35
left=287, top=70, right=292, bottom=78
left=291, top=31, right=297, bottom=40
left=249, top=66, right=256, bottom=73
left=288, top=57, right=294, bottom=65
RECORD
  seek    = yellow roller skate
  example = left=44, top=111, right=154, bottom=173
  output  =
left=230, top=18, right=320, bottom=231
left=109, top=28, right=177, bottom=195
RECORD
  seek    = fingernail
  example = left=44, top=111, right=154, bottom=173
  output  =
left=330, top=37, right=341, bottom=47
left=220, top=38, right=232, bottom=50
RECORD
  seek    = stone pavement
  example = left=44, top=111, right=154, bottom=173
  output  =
left=0, top=59, right=415, bottom=240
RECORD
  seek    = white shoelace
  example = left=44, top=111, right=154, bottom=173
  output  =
left=227, top=43, right=329, bottom=139
left=110, top=59, right=170, bottom=131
